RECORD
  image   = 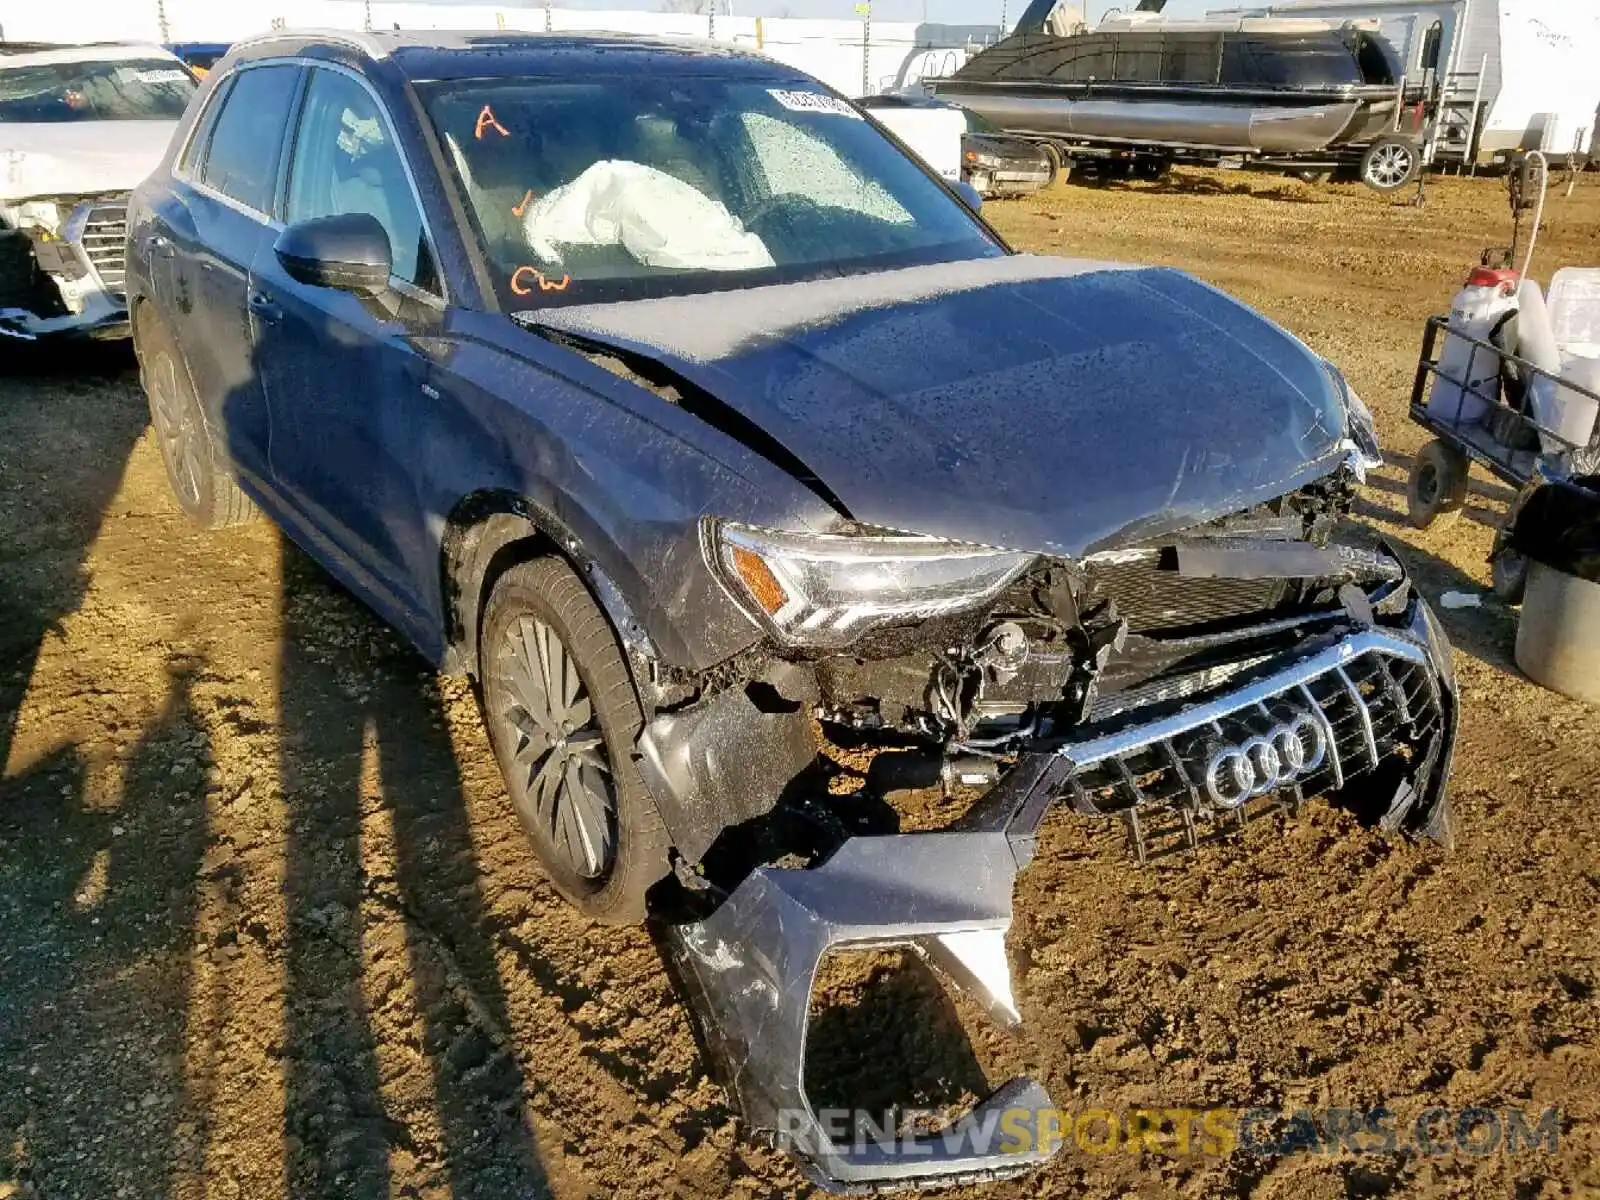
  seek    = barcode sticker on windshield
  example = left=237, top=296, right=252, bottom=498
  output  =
left=767, top=89, right=863, bottom=120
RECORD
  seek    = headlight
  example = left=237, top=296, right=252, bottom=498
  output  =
left=1324, top=360, right=1382, bottom=474
left=704, top=520, right=1034, bottom=649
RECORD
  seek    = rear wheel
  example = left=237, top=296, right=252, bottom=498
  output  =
left=1406, top=438, right=1470, bottom=529
left=478, top=556, right=669, bottom=924
left=1361, top=135, right=1421, bottom=192
left=136, top=308, right=257, bottom=529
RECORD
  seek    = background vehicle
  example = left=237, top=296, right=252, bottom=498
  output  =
left=0, top=41, right=196, bottom=341
left=861, top=93, right=1056, bottom=198
left=853, top=92, right=965, bottom=183
left=127, top=29, right=1458, bottom=1192
left=934, top=0, right=1428, bottom=192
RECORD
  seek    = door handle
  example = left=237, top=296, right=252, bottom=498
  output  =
left=149, top=234, right=174, bottom=259
left=247, top=290, right=283, bottom=325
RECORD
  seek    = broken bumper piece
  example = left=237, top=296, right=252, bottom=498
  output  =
left=667, top=602, right=1457, bottom=1191
left=666, top=832, right=1060, bottom=1192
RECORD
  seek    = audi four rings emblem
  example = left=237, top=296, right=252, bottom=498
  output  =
left=1204, top=712, right=1330, bottom=809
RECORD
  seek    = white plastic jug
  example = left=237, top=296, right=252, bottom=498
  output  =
left=1521, top=281, right=1600, bottom=454
left=1427, top=267, right=1520, bottom=425
left=1531, top=352, right=1600, bottom=455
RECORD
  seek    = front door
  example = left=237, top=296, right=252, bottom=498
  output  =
left=253, top=65, right=447, bottom=630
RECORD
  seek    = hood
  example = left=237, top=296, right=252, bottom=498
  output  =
left=1, top=121, right=176, bottom=202
left=533, top=254, right=1348, bottom=558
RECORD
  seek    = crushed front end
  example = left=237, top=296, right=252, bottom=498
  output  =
left=0, top=194, right=131, bottom=341
left=644, top=468, right=1457, bottom=1192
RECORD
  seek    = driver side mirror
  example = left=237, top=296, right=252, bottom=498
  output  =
left=274, top=213, right=392, bottom=296
left=954, top=179, right=984, bottom=214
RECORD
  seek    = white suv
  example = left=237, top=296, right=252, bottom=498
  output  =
left=0, top=41, right=196, bottom=340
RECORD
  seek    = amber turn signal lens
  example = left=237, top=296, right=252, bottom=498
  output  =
left=731, top=546, right=788, bottom=615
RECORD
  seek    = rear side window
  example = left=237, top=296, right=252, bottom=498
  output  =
left=199, top=64, right=301, bottom=214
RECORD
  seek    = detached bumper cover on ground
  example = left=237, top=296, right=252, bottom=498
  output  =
left=666, top=599, right=1457, bottom=1192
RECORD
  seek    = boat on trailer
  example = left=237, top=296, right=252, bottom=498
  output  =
left=932, top=0, right=1425, bottom=188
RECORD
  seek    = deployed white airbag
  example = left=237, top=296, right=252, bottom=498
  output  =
left=523, top=160, right=773, bottom=272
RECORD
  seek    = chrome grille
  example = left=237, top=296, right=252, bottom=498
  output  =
left=78, top=202, right=128, bottom=298
left=1055, top=638, right=1440, bottom=829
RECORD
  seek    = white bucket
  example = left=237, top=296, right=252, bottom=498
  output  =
left=1515, top=560, right=1600, bottom=704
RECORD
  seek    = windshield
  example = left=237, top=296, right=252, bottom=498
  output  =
left=420, top=75, right=1001, bottom=308
left=0, top=57, right=196, bottom=122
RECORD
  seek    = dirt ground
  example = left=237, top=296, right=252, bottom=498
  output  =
left=3, top=169, right=1599, bottom=1200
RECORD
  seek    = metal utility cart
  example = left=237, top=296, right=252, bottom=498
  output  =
left=1407, top=319, right=1600, bottom=524
left=1409, top=323, right=1600, bottom=605
left=1404, top=150, right=1600, bottom=600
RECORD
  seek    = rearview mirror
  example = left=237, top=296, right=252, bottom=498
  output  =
left=954, top=179, right=984, bottom=214
left=274, top=213, right=392, bottom=296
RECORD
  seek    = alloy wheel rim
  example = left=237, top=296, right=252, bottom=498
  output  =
left=1369, top=145, right=1413, bottom=188
left=497, top=614, right=617, bottom=880
left=149, top=353, right=204, bottom=508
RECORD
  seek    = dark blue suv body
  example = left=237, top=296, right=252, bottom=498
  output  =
left=128, top=30, right=1458, bottom=1190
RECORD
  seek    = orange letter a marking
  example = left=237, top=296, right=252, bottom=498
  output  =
left=475, top=105, right=510, bottom=139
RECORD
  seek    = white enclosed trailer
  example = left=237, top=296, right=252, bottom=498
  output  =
left=1209, top=0, right=1599, bottom=166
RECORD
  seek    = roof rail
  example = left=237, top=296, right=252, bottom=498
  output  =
left=227, top=27, right=391, bottom=61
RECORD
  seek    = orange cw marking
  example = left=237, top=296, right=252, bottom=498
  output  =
left=511, top=266, right=571, bottom=295
left=511, top=189, right=535, bottom=218
left=474, top=104, right=510, bottom=139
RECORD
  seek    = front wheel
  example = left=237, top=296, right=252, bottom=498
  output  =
left=478, top=556, right=669, bottom=924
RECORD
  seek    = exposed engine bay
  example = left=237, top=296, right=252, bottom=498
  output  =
left=639, top=467, right=1449, bottom=882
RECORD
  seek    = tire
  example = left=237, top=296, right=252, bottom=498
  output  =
left=1361, top=135, right=1421, bottom=193
left=1135, top=156, right=1172, bottom=181
left=478, top=556, right=669, bottom=924
left=1491, top=548, right=1528, bottom=605
left=1406, top=439, right=1470, bottom=529
left=1293, top=168, right=1334, bottom=184
left=1040, top=141, right=1064, bottom=187
left=135, top=308, right=258, bottom=529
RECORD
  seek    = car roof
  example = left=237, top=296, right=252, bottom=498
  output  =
left=0, top=41, right=181, bottom=65
left=227, top=28, right=801, bottom=83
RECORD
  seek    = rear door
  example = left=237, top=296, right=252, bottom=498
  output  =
left=252, top=63, right=447, bottom=630
left=165, top=61, right=304, bottom=488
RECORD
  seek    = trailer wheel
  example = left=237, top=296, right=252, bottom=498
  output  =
left=1135, top=156, right=1172, bottom=181
left=1361, top=135, right=1421, bottom=192
left=1407, top=439, right=1470, bottom=528
left=1040, top=141, right=1065, bottom=187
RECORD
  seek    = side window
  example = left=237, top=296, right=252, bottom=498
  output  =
left=1421, top=20, right=1444, bottom=72
left=178, top=74, right=232, bottom=177
left=285, top=68, right=437, bottom=293
left=199, top=64, right=301, bottom=214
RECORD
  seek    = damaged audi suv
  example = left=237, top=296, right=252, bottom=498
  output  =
left=127, top=29, right=1458, bottom=1192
